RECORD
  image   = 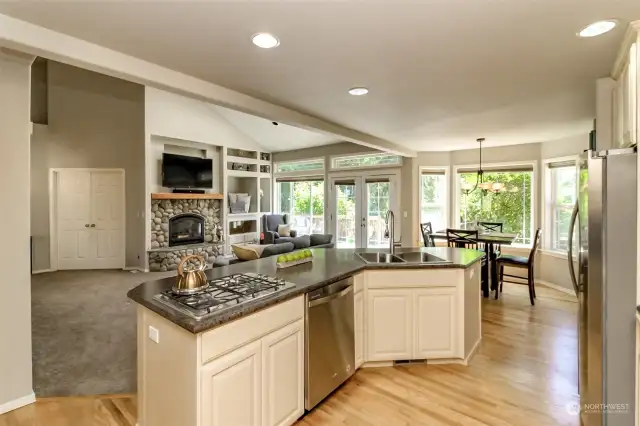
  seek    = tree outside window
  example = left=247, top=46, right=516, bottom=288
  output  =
left=278, top=181, right=324, bottom=234
left=459, top=170, right=532, bottom=245
left=548, top=165, right=577, bottom=251
left=421, top=172, right=446, bottom=231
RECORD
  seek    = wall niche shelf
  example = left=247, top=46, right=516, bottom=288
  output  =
left=151, top=193, right=224, bottom=200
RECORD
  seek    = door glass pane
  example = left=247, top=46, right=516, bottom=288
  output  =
left=335, top=184, right=357, bottom=248
left=367, top=182, right=390, bottom=248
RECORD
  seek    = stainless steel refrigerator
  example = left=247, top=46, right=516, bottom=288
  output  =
left=568, top=147, right=637, bottom=426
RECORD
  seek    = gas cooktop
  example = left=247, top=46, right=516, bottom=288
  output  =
left=153, top=272, right=296, bottom=320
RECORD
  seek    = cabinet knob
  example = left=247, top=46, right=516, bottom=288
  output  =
left=85, top=224, right=90, bottom=227
left=90, top=224, right=96, bottom=228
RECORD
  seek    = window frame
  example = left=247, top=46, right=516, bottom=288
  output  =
left=542, top=155, right=578, bottom=257
left=274, top=157, right=325, bottom=177
left=273, top=177, right=325, bottom=235
left=418, top=166, right=450, bottom=243
left=453, top=160, right=537, bottom=248
left=329, top=152, right=403, bottom=171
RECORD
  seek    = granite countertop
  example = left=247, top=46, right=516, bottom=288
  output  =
left=128, top=247, right=484, bottom=334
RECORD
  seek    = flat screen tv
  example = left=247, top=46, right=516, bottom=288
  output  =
left=162, top=153, right=213, bottom=188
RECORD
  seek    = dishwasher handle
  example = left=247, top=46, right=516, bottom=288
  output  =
left=308, top=285, right=353, bottom=308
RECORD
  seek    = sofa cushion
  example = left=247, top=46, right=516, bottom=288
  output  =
left=310, top=234, right=333, bottom=246
left=290, top=235, right=311, bottom=249
left=265, top=214, right=286, bottom=232
left=261, top=242, right=294, bottom=258
left=277, top=224, right=292, bottom=237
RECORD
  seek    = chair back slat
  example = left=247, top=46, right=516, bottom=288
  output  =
left=446, top=228, right=479, bottom=249
left=528, top=228, right=542, bottom=263
left=477, top=221, right=503, bottom=233
left=420, top=222, right=434, bottom=247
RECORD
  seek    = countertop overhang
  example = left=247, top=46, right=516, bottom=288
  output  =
left=128, top=247, right=485, bottom=334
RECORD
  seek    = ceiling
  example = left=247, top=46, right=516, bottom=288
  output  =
left=1, top=1, right=638, bottom=151
left=214, top=106, right=340, bottom=152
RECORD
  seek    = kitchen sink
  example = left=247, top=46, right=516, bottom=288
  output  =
left=356, top=252, right=406, bottom=264
left=395, top=252, right=452, bottom=264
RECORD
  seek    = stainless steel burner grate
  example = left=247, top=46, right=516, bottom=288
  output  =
left=154, top=272, right=296, bottom=320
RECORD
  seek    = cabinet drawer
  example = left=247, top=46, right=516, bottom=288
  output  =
left=201, top=296, right=304, bottom=364
left=366, top=269, right=460, bottom=289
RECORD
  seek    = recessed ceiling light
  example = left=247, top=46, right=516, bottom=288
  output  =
left=578, top=20, right=617, bottom=38
left=348, top=87, right=369, bottom=96
left=251, top=33, right=280, bottom=48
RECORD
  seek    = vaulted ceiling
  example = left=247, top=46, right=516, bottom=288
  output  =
left=0, top=1, right=638, bottom=151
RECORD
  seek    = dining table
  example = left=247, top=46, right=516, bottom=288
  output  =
left=430, top=230, right=519, bottom=298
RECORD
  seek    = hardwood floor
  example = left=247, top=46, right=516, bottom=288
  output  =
left=0, top=284, right=578, bottom=426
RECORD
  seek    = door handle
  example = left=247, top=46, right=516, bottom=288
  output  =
left=567, top=201, right=579, bottom=296
left=308, top=285, right=353, bottom=308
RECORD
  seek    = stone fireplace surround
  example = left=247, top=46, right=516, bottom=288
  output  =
left=148, top=198, right=223, bottom=272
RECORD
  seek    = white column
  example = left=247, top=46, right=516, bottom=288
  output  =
left=0, top=48, right=35, bottom=414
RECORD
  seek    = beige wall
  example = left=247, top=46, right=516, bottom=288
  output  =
left=0, top=50, right=34, bottom=409
left=272, top=141, right=375, bottom=163
left=30, top=61, right=145, bottom=271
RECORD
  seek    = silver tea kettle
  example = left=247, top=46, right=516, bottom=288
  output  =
left=173, top=255, right=209, bottom=294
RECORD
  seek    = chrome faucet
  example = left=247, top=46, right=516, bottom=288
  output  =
left=384, top=210, right=395, bottom=254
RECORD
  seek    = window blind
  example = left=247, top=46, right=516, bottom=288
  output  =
left=365, top=177, right=390, bottom=183
left=547, top=160, right=576, bottom=169
left=334, top=179, right=356, bottom=186
left=275, top=176, right=324, bottom=183
left=421, top=170, right=446, bottom=176
left=457, top=165, right=534, bottom=174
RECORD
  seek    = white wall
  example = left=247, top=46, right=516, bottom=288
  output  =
left=0, top=49, right=34, bottom=412
left=30, top=61, right=146, bottom=271
left=144, top=88, right=268, bottom=265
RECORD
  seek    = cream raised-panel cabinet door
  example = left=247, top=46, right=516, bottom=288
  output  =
left=413, top=287, right=458, bottom=359
left=201, top=340, right=262, bottom=426
left=262, top=320, right=304, bottom=426
left=366, top=288, right=413, bottom=361
left=354, top=290, right=364, bottom=368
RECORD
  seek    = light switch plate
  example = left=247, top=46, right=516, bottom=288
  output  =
left=148, top=326, right=160, bottom=343
left=403, top=211, right=408, bottom=218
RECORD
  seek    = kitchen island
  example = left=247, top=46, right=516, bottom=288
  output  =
left=128, top=247, right=484, bottom=426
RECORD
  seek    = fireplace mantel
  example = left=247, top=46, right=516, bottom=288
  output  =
left=151, top=193, right=223, bottom=200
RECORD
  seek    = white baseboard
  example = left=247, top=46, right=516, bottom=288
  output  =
left=123, top=266, right=146, bottom=272
left=0, top=391, right=35, bottom=415
left=536, top=280, right=577, bottom=297
left=31, top=269, right=55, bottom=275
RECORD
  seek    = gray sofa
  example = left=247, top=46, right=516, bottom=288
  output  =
left=226, top=234, right=334, bottom=265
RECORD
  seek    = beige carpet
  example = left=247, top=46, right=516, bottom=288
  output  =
left=31, top=269, right=172, bottom=397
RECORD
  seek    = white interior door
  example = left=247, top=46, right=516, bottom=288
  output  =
left=330, top=174, right=399, bottom=248
left=57, top=169, right=124, bottom=270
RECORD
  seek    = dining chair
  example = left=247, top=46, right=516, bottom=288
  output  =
left=446, top=228, right=488, bottom=287
left=446, top=228, right=479, bottom=249
left=477, top=221, right=504, bottom=255
left=420, top=222, right=435, bottom=247
left=495, top=228, right=542, bottom=305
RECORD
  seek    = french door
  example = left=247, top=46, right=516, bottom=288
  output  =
left=56, top=169, right=125, bottom=270
left=330, top=175, right=398, bottom=249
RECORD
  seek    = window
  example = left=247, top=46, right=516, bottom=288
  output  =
left=331, top=153, right=402, bottom=170
left=546, top=160, right=577, bottom=252
left=276, top=178, right=324, bottom=235
left=275, top=158, right=324, bottom=173
left=420, top=169, right=447, bottom=232
left=366, top=179, right=390, bottom=248
left=458, top=165, right=534, bottom=245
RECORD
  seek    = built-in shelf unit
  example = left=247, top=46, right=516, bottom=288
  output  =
left=222, top=147, right=273, bottom=253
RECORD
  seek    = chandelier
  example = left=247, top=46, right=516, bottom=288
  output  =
left=461, top=138, right=516, bottom=195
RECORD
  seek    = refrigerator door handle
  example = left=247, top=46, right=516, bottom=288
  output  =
left=567, top=201, right=580, bottom=296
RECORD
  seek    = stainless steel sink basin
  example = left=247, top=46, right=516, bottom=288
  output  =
left=396, top=252, right=452, bottom=264
left=356, top=252, right=406, bottom=264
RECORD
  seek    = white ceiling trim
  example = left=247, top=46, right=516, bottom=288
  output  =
left=0, top=13, right=416, bottom=157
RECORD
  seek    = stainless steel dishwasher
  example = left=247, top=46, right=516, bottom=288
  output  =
left=305, top=277, right=355, bottom=410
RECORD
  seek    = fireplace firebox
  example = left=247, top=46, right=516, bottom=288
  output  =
left=169, top=213, right=205, bottom=246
